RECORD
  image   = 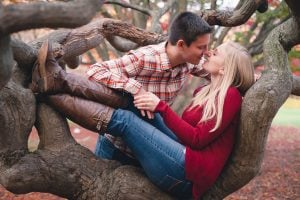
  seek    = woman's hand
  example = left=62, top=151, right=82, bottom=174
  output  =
left=133, top=92, right=160, bottom=112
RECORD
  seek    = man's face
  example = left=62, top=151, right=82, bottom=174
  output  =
left=181, top=33, right=210, bottom=65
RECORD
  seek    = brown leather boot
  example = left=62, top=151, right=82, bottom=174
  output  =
left=44, top=94, right=114, bottom=133
left=31, top=40, right=129, bottom=109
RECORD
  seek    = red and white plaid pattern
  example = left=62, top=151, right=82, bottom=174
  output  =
left=86, top=41, right=207, bottom=157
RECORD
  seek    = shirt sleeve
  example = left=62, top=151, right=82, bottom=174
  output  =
left=86, top=51, right=143, bottom=95
left=155, top=88, right=242, bottom=149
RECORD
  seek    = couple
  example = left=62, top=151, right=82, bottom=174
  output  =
left=31, top=12, right=254, bottom=200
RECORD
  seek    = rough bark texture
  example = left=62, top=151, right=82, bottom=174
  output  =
left=0, top=0, right=104, bottom=35
left=0, top=0, right=300, bottom=199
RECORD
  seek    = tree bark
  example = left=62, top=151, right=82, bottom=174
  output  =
left=1, top=0, right=299, bottom=199
left=0, top=0, right=104, bottom=35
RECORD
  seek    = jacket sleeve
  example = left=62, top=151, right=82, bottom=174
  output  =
left=86, top=51, right=143, bottom=95
left=155, top=88, right=242, bottom=149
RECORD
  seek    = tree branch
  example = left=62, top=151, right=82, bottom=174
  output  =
left=104, top=0, right=151, bottom=16
left=102, top=19, right=167, bottom=46
left=0, top=81, right=35, bottom=152
left=11, top=39, right=37, bottom=73
left=0, top=35, right=13, bottom=89
left=285, top=0, right=300, bottom=18
left=149, top=0, right=176, bottom=32
left=292, top=75, right=300, bottom=96
left=200, top=0, right=268, bottom=26
left=214, top=27, right=231, bottom=47
left=105, top=35, right=139, bottom=52
left=0, top=0, right=104, bottom=35
left=248, top=15, right=291, bottom=56
left=35, top=103, right=76, bottom=150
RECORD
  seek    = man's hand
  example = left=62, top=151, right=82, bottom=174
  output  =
left=134, top=92, right=160, bottom=112
left=134, top=88, right=154, bottom=119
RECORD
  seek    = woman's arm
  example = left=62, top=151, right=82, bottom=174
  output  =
left=135, top=88, right=242, bottom=149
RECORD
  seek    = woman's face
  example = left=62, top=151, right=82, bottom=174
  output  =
left=202, top=44, right=226, bottom=76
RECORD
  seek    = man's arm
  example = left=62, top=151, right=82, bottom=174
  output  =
left=87, top=52, right=154, bottom=118
left=86, top=52, right=143, bottom=95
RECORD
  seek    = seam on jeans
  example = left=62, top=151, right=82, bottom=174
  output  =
left=167, top=176, right=182, bottom=191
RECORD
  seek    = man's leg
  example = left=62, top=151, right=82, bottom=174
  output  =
left=31, top=40, right=129, bottom=109
left=107, top=109, right=192, bottom=198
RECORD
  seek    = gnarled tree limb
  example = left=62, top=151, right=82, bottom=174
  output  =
left=292, top=75, right=300, bottom=96
left=0, top=0, right=104, bottom=35
left=0, top=35, right=13, bottom=89
left=200, top=0, right=267, bottom=26
left=105, top=0, right=151, bottom=16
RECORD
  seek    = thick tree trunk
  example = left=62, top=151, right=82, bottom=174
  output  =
left=1, top=0, right=300, bottom=199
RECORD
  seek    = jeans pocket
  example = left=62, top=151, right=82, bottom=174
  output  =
left=158, top=174, right=191, bottom=198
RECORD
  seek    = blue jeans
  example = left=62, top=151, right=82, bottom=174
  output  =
left=95, top=102, right=178, bottom=166
left=107, top=109, right=192, bottom=198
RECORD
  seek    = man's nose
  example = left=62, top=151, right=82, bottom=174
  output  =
left=204, top=50, right=211, bottom=57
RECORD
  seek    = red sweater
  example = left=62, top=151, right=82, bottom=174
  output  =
left=155, top=87, right=242, bottom=199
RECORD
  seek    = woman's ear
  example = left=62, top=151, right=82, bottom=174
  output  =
left=219, top=68, right=224, bottom=75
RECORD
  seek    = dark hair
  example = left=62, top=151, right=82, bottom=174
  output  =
left=169, top=12, right=212, bottom=46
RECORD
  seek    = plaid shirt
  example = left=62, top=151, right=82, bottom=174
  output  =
left=86, top=41, right=207, bottom=157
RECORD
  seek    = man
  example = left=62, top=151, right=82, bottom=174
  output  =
left=86, top=11, right=212, bottom=165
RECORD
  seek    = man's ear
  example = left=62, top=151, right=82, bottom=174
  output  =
left=176, top=39, right=185, bottom=48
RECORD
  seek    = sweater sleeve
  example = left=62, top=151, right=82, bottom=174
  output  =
left=155, top=88, right=242, bottom=149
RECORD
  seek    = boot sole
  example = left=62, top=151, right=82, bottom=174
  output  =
left=37, top=40, right=49, bottom=91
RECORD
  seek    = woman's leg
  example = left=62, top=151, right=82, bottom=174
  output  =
left=127, top=102, right=179, bottom=141
left=107, top=109, right=192, bottom=198
left=44, top=94, right=114, bottom=133
left=95, top=102, right=179, bottom=166
left=94, top=135, right=141, bottom=167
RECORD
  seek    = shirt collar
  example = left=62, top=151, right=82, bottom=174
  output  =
left=159, top=41, right=173, bottom=71
left=159, top=41, right=188, bottom=71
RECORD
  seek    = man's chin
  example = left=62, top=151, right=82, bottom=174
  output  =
left=191, top=60, right=201, bottom=65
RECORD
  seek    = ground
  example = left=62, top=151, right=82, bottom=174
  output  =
left=1, top=97, right=300, bottom=199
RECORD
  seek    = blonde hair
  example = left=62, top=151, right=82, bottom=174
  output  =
left=190, top=42, right=255, bottom=132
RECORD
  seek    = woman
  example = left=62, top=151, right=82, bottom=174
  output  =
left=31, top=41, right=254, bottom=199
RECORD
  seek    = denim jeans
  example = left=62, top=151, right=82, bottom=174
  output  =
left=94, top=102, right=178, bottom=166
left=107, top=109, right=192, bottom=199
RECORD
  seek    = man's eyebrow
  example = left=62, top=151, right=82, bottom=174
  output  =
left=197, top=44, right=207, bottom=48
